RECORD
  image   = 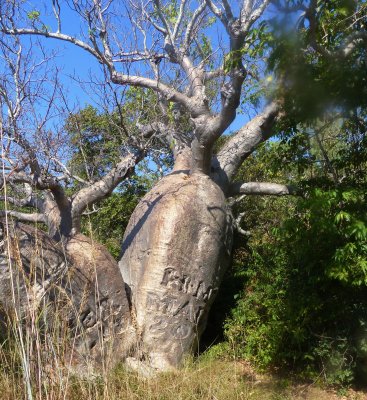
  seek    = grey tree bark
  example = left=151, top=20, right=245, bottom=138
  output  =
left=0, top=219, right=134, bottom=372
left=117, top=106, right=283, bottom=371
left=119, top=170, right=233, bottom=370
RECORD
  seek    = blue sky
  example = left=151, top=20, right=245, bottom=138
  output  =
left=20, top=1, right=273, bottom=134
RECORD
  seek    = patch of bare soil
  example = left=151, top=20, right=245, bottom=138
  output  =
left=235, top=360, right=367, bottom=400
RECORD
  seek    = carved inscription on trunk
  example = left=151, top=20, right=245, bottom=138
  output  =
left=119, top=172, right=233, bottom=370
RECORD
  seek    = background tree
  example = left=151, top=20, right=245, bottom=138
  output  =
left=219, top=0, right=367, bottom=386
left=223, top=115, right=367, bottom=387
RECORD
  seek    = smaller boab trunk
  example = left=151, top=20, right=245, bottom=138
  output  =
left=0, top=220, right=68, bottom=316
left=0, top=220, right=134, bottom=372
left=65, top=234, right=135, bottom=367
left=119, top=170, right=233, bottom=370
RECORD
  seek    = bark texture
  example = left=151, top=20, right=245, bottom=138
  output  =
left=0, top=220, right=133, bottom=371
left=0, top=220, right=67, bottom=315
left=119, top=170, right=233, bottom=370
left=63, top=234, right=134, bottom=368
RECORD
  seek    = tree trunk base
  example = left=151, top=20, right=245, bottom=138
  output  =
left=119, top=171, right=233, bottom=370
left=0, top=220, right=134, bottom=374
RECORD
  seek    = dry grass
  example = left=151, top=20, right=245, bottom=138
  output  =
left=0, top=353, right=366, bottom=400
left=0, top=218, right=365, bottom=400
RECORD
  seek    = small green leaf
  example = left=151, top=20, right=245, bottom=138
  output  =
left=27, top=10, right=40, bottom=20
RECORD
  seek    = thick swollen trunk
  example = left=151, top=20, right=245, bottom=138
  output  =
left=119, top=169, right=233, bottom=370
left=0, top=220, right=133, bottom=372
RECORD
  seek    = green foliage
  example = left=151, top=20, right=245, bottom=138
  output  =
left=222, top=104, right=367, bottom=387
left=27, top=10, right=40, bottom=20
left=243, top=20, right=274, bottom=59
left=66, top=105, right=128, bottom=183
left=223, top=50, right=244, bottom=74
left=225, top=185, right=367, bottom=386
left=162, top=1, right=178, bottom=24
left=268, top=0, right=367, bottom=120
left=81, top=184, right=145, bottom=259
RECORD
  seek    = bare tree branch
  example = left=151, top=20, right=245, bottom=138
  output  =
left=204, top=0, right=229, bottom=31
left=153, top=0, right=175, bottom=45
left=0, top=210, right=46, bottom=223
left=0, top=183, right=42, bottom=209
left=190, top=0, right=273, bottom=174
left=0, top=28, right=104, bottom=62
left=49, top=157, right=89, bottom=185
left=71, top=152, right=142, bottom=231
left=241, top=0, right=271, bottom=34
left=110, top=71, right=192, bottom=110
left=233, top=210, right=250, bottom=236
left=214, top=102, right=281, bottom=186
left=183, top=1, right=207, bottom=52
left=172, top=0, right=188, bottom=41
left=229, top=181, right=297, bottom=196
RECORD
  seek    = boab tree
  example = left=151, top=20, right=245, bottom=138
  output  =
left=1, top=0, right=365, bottom=371
left=0, top=34, right=150, bottom=370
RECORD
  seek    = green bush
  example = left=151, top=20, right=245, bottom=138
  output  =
left=225, top=187, right=367, bottom=387
left=81, top=185, right=143, bottom=258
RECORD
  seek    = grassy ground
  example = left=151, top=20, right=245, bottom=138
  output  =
left=1, top=357, right=366, bottom=400
left=1, top=227, right=365, bottom=400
